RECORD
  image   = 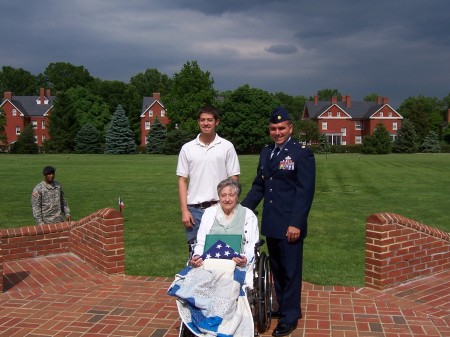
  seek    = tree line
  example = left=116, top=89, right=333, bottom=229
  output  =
left=1, top=62, right=449, bottom=154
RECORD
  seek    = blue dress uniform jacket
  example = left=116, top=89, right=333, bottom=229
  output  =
left=241, top=138, right=316, bottom=240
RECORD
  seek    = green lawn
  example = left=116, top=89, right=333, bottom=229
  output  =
left=1, top=153, right=449, bottom=286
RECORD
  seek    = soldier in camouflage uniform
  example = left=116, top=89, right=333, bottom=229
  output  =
left=32, top=166, right=71, bottom=225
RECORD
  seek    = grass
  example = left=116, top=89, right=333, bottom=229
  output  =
left=0, top=153, right=449, bottom=286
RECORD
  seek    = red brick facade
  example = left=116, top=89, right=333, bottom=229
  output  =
left=0, top=208, right=125, bottom=292
left=1, top=88, right=52, bottom=148
left=365, top=213, right=449, bottom=290
left=303, top=95, right=403, bottom=145
left=140, top=92, right=170, bottom=146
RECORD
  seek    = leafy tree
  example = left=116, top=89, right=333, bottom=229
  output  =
left=0, top=66, right=37, bottom=95
left=392, top=119, right=419, bottom=153
left=364, top=93, right=380, bottom=102
left=398, top=96, right=445, bottom=142
left=130, top=68, right=172, bottom=98
left=64, top=86, right=111, bottom=141
left=312, top=88, right=342, bottom=101
left=146, top=118, right=166, bottom=154
left=317, top=134, right=331, bottom=153
left=0, top=106, right=7, bottom=145
left=89, top=79, right=142, bottom=143
left=162, top=128, right=196, bottom=155
left=42, top=62, right=94, bottom=92
left=10, top=123, right=39, bottom=154
left=105, top=105, right=136, bottom=154
left=420, top=131, right=441, bottom=153
left=444, top=126, right=450, bottom=144
left=298, top=119, right=320, bottom=144
left=46, top=91, right=79, bottom=152
left=361, top=123, right=392, bottom=154
left=164, top=61, right=216, bottom=133
left=219, top=85, right=278, bottom=153
left=74, top=124, right=102, bottom=154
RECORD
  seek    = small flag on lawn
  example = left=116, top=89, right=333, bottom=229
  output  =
left=201, top=239, right=242, bottom=260
left=119, top=197, right=124, bottom=212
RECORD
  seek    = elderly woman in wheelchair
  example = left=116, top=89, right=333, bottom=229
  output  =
left=168, top=178, right=272, bottom=336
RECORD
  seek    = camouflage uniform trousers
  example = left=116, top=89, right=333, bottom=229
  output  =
left=31, top=180, right=70, bottom=225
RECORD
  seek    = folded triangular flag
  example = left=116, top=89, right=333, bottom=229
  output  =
left=201, top=239, right=242, bottom=260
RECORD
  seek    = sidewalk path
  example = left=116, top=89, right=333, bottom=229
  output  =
left=1, top=253, right=449, bottom=337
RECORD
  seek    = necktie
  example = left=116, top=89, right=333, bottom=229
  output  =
left=271, top=146, right=280, bottom=159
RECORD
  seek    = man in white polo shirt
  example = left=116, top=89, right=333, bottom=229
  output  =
left=177, top=105, right=240, bottom=247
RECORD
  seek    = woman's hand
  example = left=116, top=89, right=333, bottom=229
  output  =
left=190, top=255, right=203, bottom=268
left=232, top=255, right=247, bottom=267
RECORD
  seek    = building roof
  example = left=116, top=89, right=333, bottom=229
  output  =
left=305, top=100, right=390, bottom=119
left=2, top=95, right=55, bottom=117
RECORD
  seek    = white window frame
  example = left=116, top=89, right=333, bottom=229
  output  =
left=149, top=110, right=153, bottom=117
left=145, top=121, right=151, bottom=130
left=341, top=127, right=346, bottom=136
left=337, top=111, right=341, bottom=117
left=328, top=111, right=332, bottom=117
left=355, top=136, right=362, bottom=144
left=32, top=121, right=37, bottom=128
left=355, top=121, right=363, bottom=130
left=12, top=109, right=17, bottom=116
left=15, top=126, right=20, bottom=135
left=161, top=109, right=166, bottom=117
left=393, top=122, right=398, bottom=130
left=322, top=121, right=327, bottom=130
left=41, top=121, right=46, bottom=129
left=380, top=112, right=384, bottom=117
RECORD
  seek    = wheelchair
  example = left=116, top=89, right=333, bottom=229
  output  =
left=179, top=239, right=273, bottom=336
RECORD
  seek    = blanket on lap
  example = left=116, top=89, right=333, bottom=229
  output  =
left=167, top=265, right=254, bottom=337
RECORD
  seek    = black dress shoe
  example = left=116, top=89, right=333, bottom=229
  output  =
left=272, top=322, right=297, bottom=337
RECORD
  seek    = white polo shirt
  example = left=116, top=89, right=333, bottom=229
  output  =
left=177, top=134, right=240, bottom=205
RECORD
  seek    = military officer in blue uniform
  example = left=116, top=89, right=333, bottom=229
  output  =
left=241, top=106, right=316, bottom=337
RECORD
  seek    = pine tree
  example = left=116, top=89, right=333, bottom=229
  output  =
left=392, top=119, right=419, bottom=153
left=146, top=118, right=166, bottom=154
left=74, top=123, right=102, bottom=153
left=362, top=123, right=392, bottom=154
left=420, top=131, right=441, bottom=153
left=46, top=91, right=79, bottom=153
left=317, top=134, right=331, bottom=153
left=10, top=123, right=39, bottom=154
left=104, top=104, right=136, bottom=154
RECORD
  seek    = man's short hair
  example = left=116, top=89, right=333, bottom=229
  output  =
left=43, top=166, right=56, bottom=175
left=197, top=105, right=220, bottom=120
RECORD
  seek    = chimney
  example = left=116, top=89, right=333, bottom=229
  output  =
left=40, top=88, right=45, bottom=105
left=46, top=89, right=51, bottom=97
left=3, top=91, right=12, bottom=101
left=314, top=95, right=318, bottom=105
left=382, top=97, right=389, bottom=105
left=342, top=95, right=347, bottom=103
left=377, top=96, right=382, bottom=105
left=153, top=92, right=160, bottom=101
left=331, top=96, right=337, bottom=104
left=346, top=95, right=351, bottom=108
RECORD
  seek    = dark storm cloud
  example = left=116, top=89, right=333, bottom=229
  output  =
left=265, top=44, right=298, bottom=54
left=0, top=0, right=449, bottom=108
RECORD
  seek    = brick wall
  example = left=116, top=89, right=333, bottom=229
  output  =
left=1, top=208, right=124, bottom=292
left=365, top=213, right=450, bottom=290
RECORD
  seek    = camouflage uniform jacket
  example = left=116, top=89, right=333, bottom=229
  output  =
left=31, top=180, right=70, bottom=225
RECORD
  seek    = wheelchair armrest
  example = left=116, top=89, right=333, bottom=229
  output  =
left=255, top=239, right=265, bottom=250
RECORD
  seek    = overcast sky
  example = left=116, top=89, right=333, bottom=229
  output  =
left=1, top=0, right=449, bottom=108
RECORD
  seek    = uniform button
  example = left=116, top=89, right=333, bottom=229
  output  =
left=269, top=200, right=273, bottom=203
left=269, top=188, right=272, bottom=192
left=270, top=177, right=273, bottom=181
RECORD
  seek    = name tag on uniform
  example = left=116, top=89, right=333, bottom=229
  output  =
left=279, top=156, right=294, bottom=170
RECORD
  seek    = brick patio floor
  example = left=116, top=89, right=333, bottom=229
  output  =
left=1, top=253, right=449, bottom=337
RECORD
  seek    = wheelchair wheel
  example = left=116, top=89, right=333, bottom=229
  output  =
left=256, top=251, right=272, bottom=333
left=179, top=322, right=196, bottom=337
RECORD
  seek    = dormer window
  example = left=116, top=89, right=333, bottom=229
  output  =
left=36, top=98, right=49, bottom=105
